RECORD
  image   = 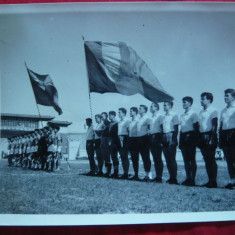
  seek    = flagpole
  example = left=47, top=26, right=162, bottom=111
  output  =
left=25, top=62, right=44, bottom=128
left=82, top=37, right=93, bottom=121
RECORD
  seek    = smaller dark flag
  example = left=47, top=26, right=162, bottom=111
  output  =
left=26, top=65, right=63, bottom=115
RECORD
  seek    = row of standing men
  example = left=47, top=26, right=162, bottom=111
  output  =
left=7, top=125, right=62, bottom=171
left=85, top=89, right=235, bottom=189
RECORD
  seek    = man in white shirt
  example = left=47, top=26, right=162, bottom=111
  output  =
left=149, top=102, right=164, bottom=183
left=162, top=101, right=179, bottom=185
left=94, top=114, right=104, bottom=176
left=118, top=108, right=130, bottom=179
left=198, top=92, right=218, bottom=188
left=85, top=118, right=97, bottom=176
left=219, top=89, right=235, bottom=189
left=179, top=97, right=199, bottom=186
left=137, top=105, right=151, bottom=182
left=128, top=107, right=140, bottom=180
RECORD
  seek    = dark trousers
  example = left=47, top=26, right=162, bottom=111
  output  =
left=94, top=139, right=104, bottom=172
left=100, top=137, right=111, bottom=165
left=181, top=146, right=197, bottom=180
left=118, top=136, right=129, bottom=174
left=128, top=137, right=139, bottom=176
left=86, top=140, right=97, bottom=172
left=200, top=148, right=217, bottom=181
left=109, top=142, right=119, bottom=167
left=163, top=146, right=177, bottom=179
left=138, top=135, right=151, bottom=172
left=149, top=133, right=163, bottom=179
left=223, top=146, right=235, bottom=180
left=8, top=154, right=12, bottom=166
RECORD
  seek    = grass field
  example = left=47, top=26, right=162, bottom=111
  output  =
left=0, top=158, right=234, bottom=214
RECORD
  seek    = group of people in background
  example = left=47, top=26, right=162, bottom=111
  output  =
left=7, top=125, right=62, bottom=172
left=85, top=89, right=235, bottom=189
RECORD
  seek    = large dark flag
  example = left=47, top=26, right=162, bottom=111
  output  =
left=84, top=41, right=173, bottom=103
left=26, top=65, right=63, bottom=115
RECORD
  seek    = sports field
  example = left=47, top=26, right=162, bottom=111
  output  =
left=0, top=158, right=234, bottom=214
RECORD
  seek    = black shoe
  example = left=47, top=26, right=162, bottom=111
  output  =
left=104, top=172, right=111, bottom=178
left=224, top=183, right=234, bottom=190
left=119, top=174, right=129, bottom=180
left=201, top=181, right=217, bottom=188
left=166, top=178, right=171, bottom=183
left=181, top=179, right=194, bottom=186
left=167, top=178, right=178, bottom=185
left=155, top=177, right=162, bottom=183
left=96, top=171, right=103, bottom=177
left=141, top=176, right=151, bottom=182
left=111, top=172, right=119, bottom=179
left=86, top=171, right=96, bottom=176
left=129, top=175, right=139, bottom=181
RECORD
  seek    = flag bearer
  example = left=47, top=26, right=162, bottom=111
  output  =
left=85, top=118, right=97, bottom=176
left=94, top=114, right=104, bottom=176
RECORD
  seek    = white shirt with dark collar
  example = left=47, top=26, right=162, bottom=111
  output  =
left=118, top=118, right=130, bottom=136
left=180, top=109, right=198, bottom=133
left=150, top=112, right=164, bottom=134
left=220, top=101, right=235, bottom=130
left=163, top=110, right=179, bottom=133
left=199, top=105, right=218, bottom=133
left=137, top=114, right=151, bottom=137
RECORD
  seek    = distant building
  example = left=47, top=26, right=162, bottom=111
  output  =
left=0, top=113, right=77, bottom=159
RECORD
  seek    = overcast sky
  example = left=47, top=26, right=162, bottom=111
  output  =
left=1, top=3, right=235, bottom=132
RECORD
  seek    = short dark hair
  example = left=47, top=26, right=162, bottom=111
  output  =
left=225, top=88, right=235, bottom=98
left=164, top=101, right=174, bottom=108
left=152, top=103, right=159, bottom=110
left=130, top=107, right=138, bottom=114
left=95, top=114, right=101, bottom=119
left=109, top=111, right=116, bottom=116
left=182, top=96, right=193, bottom=105
left=140, top=105, right=148, bottom=112
left=201, top=92, right=213, bottom=103
left=101, top=112, right=108, bottom=118
left=86, top=118, right=92, bottom=124
left=119, top=108, right=127, bottom=115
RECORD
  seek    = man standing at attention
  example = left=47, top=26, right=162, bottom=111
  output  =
left=162, top=101, right=179, bottom=185
left=118, top=108, right=130, bottom=179
left=198, top=92, right=218, bottom=188
left=137, top=105, right=151, bottom=182
left=100, top=112, right=112, bottom=177
left=179, top=96, right=199, bottom=186
left=108, top=111, right=119, bottom=178
left=85, top=118, right=97, bottom=176
left=128, top=107, right=140, bottom=180
left=149, top=102, right=164, bottom=183
left=94, top=114, right=104, bottom=176
left=219, top=89, right=235, bottom=189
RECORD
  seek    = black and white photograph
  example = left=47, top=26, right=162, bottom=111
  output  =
left=0, top=2, right=235, bottom=225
